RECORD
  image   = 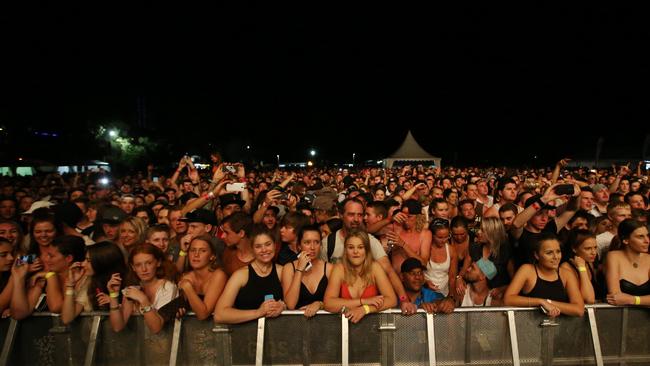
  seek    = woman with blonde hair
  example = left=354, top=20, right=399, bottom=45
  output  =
left=118, top=216, right=147, bottom=256
left=323, top=230, right=397, bottom=323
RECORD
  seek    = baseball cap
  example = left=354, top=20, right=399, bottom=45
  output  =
left=401, top=257, right=427, bottom=273
left=476, top=258, right=497, bottom=280
left=219, top=193, right=245, bottom=208
left=100, top=206, right=128, bottom=224
left=592, top=184, right=608, bottom=194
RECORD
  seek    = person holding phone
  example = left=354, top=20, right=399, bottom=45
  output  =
left=281, top=225, right=332, bottom=318
left=214, top=226, right=285, bottom=324
left=107, top=244, right=178, bottom=334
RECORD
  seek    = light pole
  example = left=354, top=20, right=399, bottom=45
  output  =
left=310, top=149, right=316, bottom=157
left=276, top=154, right=280, bottom=167
left=352, top=152, right=356, bottom=166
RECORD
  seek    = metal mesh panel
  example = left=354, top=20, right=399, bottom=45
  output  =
left=94, top=316, right=174, bottom=366
left=229, top=320, right=259, bottom=365
left=394, top=312, right=429, bottom=365
left=0, top=318, right=9, bottom=351
left=178, top=317, right=222, bottom=366
left=8, top=316, right=57, bottom=366
left=594, top=307, right=622, bottom=361
left=348, top=313, right=382, bottom=365
left=515, top=310, right=596, bottom=366
left=434, top=311, right=513, bottom=366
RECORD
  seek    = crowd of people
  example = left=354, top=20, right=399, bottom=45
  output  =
left=0, top=156, right=648, bottom=334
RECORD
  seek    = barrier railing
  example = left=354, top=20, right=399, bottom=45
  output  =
left=0, top=304, right=648, bottom=366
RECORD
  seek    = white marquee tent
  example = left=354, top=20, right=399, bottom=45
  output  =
left=383, top=130, right=441, bottom=168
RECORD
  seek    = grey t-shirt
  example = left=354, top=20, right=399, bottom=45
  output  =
left=320, top=229, right=387, bottom=263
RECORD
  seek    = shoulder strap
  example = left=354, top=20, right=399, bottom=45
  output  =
left=327, top=231, right=337, bottom=261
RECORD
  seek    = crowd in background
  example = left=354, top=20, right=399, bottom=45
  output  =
left=0, top=156, right=648, bottom=333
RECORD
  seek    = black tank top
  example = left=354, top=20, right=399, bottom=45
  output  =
left=569, top=262, right=605, bottom=301
left=292, top=262, right=328, bottom=309
left=620, top=279, right=650, bottom=296
left=234, top=264, right=284, bottom=310
left=523, top=266, right=569, bottom=303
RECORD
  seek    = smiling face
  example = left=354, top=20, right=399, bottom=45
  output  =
left=33, top=221, right=56, bottom=247
left=252, top=233, right=276, bottom=264
left=534, top=239, right=562, bottom=270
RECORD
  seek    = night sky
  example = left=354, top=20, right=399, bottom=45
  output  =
left=1, top=3, right=648, bottom=167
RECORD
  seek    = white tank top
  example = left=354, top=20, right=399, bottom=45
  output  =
left=425, top=244, right=450, bottom=296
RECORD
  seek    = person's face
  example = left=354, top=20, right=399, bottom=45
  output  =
left=595, top=218, right=613, bottom=234
left=342, top=201, right=364, bottom=231
left=222, top=204, right=242, bottom=218
left=148, top=231, right=170, bottom=253
left=619, top=180, right=630, bottom=193
left=280, top=225, right=296, bottom=243
left=157, top=209, right=170, bottom=225
left=222, top=222, right=242, bottom=247
left=466, top=184, right=478, bottom=200
left=0, top=243, right=14, bottom=272
left=0, top=200, right=16, bottom=219
left=388, top=182, right=397, bottom=191
left=447, top=192, right=459, bottom=205
left=119, top=222, right=138, bottom=247
left=82, top=252, right=95, bottom=277
left=70, top=190, right=84, bottom=201
left=534, top=240, right=562, bottom=270
left=594, top=189, right=609, bottom=204
left=477, top=181, right=489, bottom=196
left=169, top=211, right=187, bottom=234
left=131, top=253, right=159, bottom=282
left=0, top=223, right=19, bottom=246
left=252, top=234, right=275, bottom=264
left=574, top=237, right=597, bottom=264
left=187, top=222, right=210, bottom=238
left=501, top=183, right=518, bottom=202
left=628, top=195, right=646, bottom=210
left=19, top=196, right=34, bottom=212
left=102, top=223, right=120, bottom=240
left=189, top=239, right=214, bottom=270
left=529, top=210, right=549, bottom=231
left=374, top=190, right=385, bottom=201
left=432, top=188, right=444, bottom=199
left=499, top=210, right=516, bottom=229
left=433, top=202, right=449, bottom=219
left=402, top=268, right=425, bottom=292
left=344, top=236, right=366, bottom=266
left=463, top=262, right=483, bottom=283
left=609, top=208, right=632, bottom=226
left=135, top=211, right=149, bottom=225
left=624, top=227, right=650, bottom=254
left=432, top=228, right=450, bottom=247
left=451, top=226, right=468, bottom=244
left=262, top=209, right=277, bottom=229
left=120, top=200, right=135, bottom=214
left=442, top=179, right=452, bottom=189
left=631, top=181, right=641, bottom=192
left=460, top=203, right=476, bottom=220
left=579, top=191, right=594, bottom=211
left=182, top=181, right=193, bottom=193
left=166, top=190, right=176, bottom=202
left=299, top=230, right=321, bottom=258
left=34, top=221, right=56, bottom=247
left=570, top=217, right=589, bottom=230
left=401, top=208, right=417, bottom=230
left=364, top=207, right=382, bottom=226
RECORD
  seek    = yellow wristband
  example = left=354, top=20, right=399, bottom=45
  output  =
left=179, top=250, right=187, bottom=257
left=65, top=289, right=75, bottom=296
left=109, top=292, right=119, bottom=298
left=635, top=296, right=641, bottom=305
left=363, top=304, right=371, bottom=314
left=578, top=267, right=587, bottom=272
left=45, top=272, right=56, bottom=279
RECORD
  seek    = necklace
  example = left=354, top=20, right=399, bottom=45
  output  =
left=252, top=262, right=271, bottom=276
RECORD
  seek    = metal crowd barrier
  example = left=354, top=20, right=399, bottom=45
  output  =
left=0, top=304, right=648, bottom=366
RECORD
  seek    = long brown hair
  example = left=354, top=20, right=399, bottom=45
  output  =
left=341, top=230, right=374, bottom=287
left=188, top=234, right=221, bottom=272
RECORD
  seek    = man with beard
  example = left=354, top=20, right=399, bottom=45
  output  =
left=460, top=259, right=500, bottom=307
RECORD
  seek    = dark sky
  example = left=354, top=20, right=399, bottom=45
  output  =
left=1, top=3, right=649, bottom=166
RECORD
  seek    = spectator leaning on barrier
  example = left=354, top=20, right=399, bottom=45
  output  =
left=605, top=219, right=650, bottom=306
left=400, top=257, right=454, bottom=314
left=460, top=258, right=500, bottom=307
left=323, top=230, right=397, bottom=323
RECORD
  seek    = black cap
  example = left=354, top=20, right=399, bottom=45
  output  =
left=219, top=193, right=245, bottom=208
left=179, top=209, right=216, bottom=225
left=100, top=206, right=128, bottom=224
left=401, top=257, right=426, bottom=273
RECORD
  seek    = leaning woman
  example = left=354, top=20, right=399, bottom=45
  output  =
left=323, top=229, right=397, bottom=323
